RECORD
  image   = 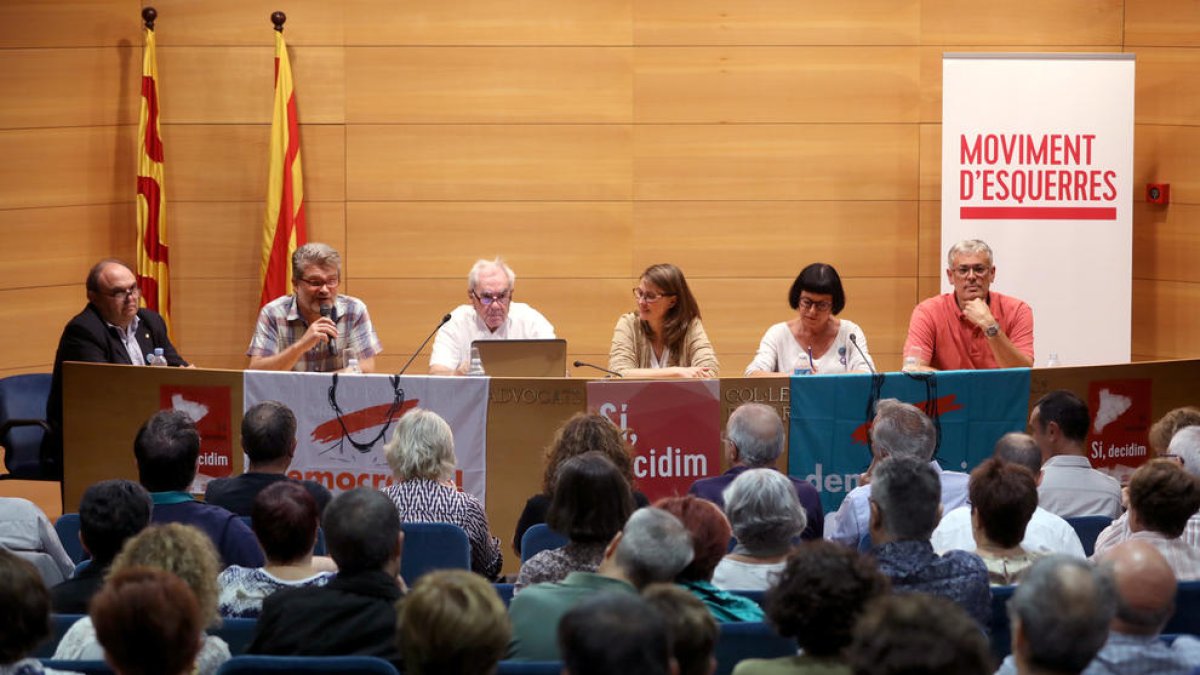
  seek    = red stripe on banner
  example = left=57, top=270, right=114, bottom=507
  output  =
left=136, top=177, right=168, bottom=264
left=850, top=394, right=965, bottom=446
left=960, top=206, right=1117, bottom=220
left=141, top=76, right=164, bottom=162
left=310, top=400, right=420, bottom=444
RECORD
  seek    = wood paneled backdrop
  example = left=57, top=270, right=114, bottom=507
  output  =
left=1, top=0, right=1197, bottom=378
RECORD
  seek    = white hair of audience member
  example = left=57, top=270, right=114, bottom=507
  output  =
left=726, top=403, right=785, bottom=467
left=870, top=398, right=937, bottom=461
left=1008, top=555, right=1117, bottom=673
left=872, top=455, right=941, bottom=541
left=946, top=239, right=994, bottom=268
left=468, top=257, right=516, bottom=292
left=722, top=469, right=806, bottom=554
left=1169, top=426, right=1200, bottom=479
left=383, top=408, right=456, bottom=482
left=613, top=507, right=694, bottom=589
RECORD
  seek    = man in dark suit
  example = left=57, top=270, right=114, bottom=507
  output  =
left=44, top=258, right=188, bottom=477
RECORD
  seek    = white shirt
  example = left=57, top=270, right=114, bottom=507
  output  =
left=1038, top=454, right=1122, bottom=519
left=0, top=497, right=74, bottom=583
left=824, top=462, right=970, bottom=548
left=744, top=319, right=875, bottom=375
left=54, top=616, right=230, bottom=675
left=930, top=505, right=1086, bottom=558
left=428, top=302, right=555, bottom=371
left=712, top=558, right=786, bottom=591
left=1122, top=531, right=1200, bottom=582
left=1094, top=511, right=1200, bottom=558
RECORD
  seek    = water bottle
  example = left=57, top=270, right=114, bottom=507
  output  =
left=344, top=349, right=361, bottom=374
left=1046, top=352, right=1061, bottom=368
left=147, top=347, right=167, bottom=367
left=467, top=346, right=486, bottom=376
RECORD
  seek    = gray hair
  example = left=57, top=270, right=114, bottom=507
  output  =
left=870, top=399, right=936, bottom=461
left=946, top=239, right=994, bottom=268
left=383, top=408, right=457, bottom=482
left=614, top=507, right=694, bottom=589
left=871, top=455, right=941, bottom=541
left=291, top=242, right=341, bottom=279
left=468, top=257, right=516, bottom=292
left=722, top=469, right=806, bottom=554
left=1169, top=427, right=1200, bottom=479
left=993, top=432, right=1042, bottom=474
left=1009, top=556, right=1117, bottom=673
left=726, top=404, right=785, bottom=467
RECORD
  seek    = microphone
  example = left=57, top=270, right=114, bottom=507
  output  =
left=848, top=334, right=876, bottom=375
left=319, top=303, right=338, bottom=356
left=398, top=313, right=453, bottom=376
left=573, top=360, right=623, bottom=378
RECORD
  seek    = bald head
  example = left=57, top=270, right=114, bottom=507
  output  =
left=1100, top=540, right=1177, bottom=636
left=993, top=432, right=1042, bottom=475
left=726, top=403, right=785, bottom=467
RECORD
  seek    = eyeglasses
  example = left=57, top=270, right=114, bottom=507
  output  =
left=952, top=265, right=991, bottom=278
left=633, top=288, right=674, bottom=303
left=104, top=284, right=140, bottom=300
left=798, top=297, right=832, bottom=312
left=472, top=290, right=511, bottom=306
left=298, top=276, right=340, bottom=290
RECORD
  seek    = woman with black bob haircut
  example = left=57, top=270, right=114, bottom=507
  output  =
left=745, top=262, right=875, bottom=375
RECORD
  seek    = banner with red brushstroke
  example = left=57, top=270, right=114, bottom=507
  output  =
left=136, top=25, right=171, bottom=335
left=788, top=369, right=1031, bottom=513
left=243, top=372, right=488, bottom=500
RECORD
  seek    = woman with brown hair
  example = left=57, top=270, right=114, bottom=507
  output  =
left=608, top=263, right=719, bottom=378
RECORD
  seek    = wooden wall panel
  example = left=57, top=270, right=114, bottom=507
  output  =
left=1133, top=203, right=1200, bottom=284
left=147, top=0, right=344, bottom=46
left=633, top=0, right=920, bottom=46
left=918, top=277, right=941, bottom=304
left=0, top=0, right=138, bottom=48
left=1126, top=0, right=1200, bottom=47
left=634, top=47, right=920, bottom=123
left=171, top=279, right=260, bottom=356
left=0, top=286, right=85, bottom=370
left=1134, top=48, right=1200, bottom=126
left=918, top=201, right=942, bottom=277
left=634, top=124, right=918, bottom=200
left=919, top=123, right=941, bottom=200
left=1132, top=280, right=1200, bottom=358
left=920, top=0, right=1123, bottom=46
left=0, top=48, right=138, bottom=129
left=345, top=125, right=633, bottom=201
left=345, top=48, right=632, bottom=124
left=345, top=202, right=632, bottom=279
left=343, top=0, right=632, bottom=46
left=0, top=126, right=136, bottom=210
left=1134, top=125, right=1200, bottom=205
left=157, top=46, right=345, bottom=124
left=632, top=201, right=918, bottom=278
left=0, top=205, right=134, bottom=290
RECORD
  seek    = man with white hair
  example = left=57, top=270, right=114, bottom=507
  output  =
left=429, top=257, right=555, bottom=375
left=903, top=239, right=1033, bottom=371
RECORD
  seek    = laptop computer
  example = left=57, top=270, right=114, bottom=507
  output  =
left=471, top=339, right=568, bottom=378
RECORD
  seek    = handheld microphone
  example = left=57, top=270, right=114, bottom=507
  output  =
left=398, top=313, right=453, bottom=376
left=848, top=334, right=876, bottom=375
left=319, top=303, right=338, bottom=356
left=573, top=360, right=623, bottom=378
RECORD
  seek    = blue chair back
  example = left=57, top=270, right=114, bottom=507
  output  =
left=520, top=524, right=568, bottom=563
left=33, top=614, right=86, bottom=658
left=1165, top=581, right=1200, bottom=635
left=714, top=622, right=796, bottom=675
left=54, top=513, right=86, bottom=564
left=400, top=522, right=471, bottom=583
left=496, top=661, right=563, bottom=674
left=216, top=655, right=399, bottom=674
left=40, top=660, right=113, bottom=674
left=0, top=373, right=51, bottom=478
left=1064, top=516, right=1112, bottom=557
left=238, top=516, right=327, bottom=556
left=211, top=617, right=258, bottom=656
left=989, top=584, right=1017, bottom=661
left=494, top=582, right=515, bottom=606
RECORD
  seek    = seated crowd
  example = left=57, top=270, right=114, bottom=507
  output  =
left=5, top=395, right=1200, bottom=675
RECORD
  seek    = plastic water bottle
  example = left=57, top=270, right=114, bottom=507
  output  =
left=1046, top=353, right=1061, bottom=368
left=146, top=347, right=167, bottom=367
left=467, top=346, right=486, bottom=376
left=344, top=348, right=361, bottom=374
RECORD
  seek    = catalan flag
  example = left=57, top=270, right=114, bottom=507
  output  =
left=135, top=23, right=171, bottom=333
left=260, top=29, right=307, bottom=307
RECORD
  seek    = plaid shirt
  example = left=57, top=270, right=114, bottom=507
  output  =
left=247, top=294, right=382, bottom=372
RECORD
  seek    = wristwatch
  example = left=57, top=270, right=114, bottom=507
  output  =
left=984, top=323, right=1000, bottom=338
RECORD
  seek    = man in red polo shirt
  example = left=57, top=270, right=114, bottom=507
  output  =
left=903, top=239, right=1033, bottom=371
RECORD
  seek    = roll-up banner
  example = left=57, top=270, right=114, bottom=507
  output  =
left=942, top=54, right=1135, bottom=367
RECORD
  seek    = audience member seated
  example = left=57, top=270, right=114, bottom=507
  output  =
left=0, top=549, right=76, bottom=675
left=217, top=482, right=334, bottom=618
left=643, top=583, right=719, bottom=675
left=91, top=567, right=204, bottom=675
left=735, top=541, right=889, bottom=675
left=1149, top=406, right=1200, bottom=457
left=0, top=497, right=74, bottom=585
left=396, top=569, right=510, bottom=675
left=608, top=262, right=720, bottom=379
left=248, top=488, right=404, bottom=668
left=966, top=458, right=1045, bottom=585
left=51, top=479, right=152, bottom=613
left=54, top=522, right=229, bottom=675
left=133, top=409, right=264, bottom=568
left=689, top=402, right=823, bottom=540
left=1030, top=390, right=1121, bottom=518
left=825, top=399, right=968, bottom=547
left=713, top=468, right=807, bottom=591
left=995, top=555, right=1117, bottom=675
left=515, top=452, right=635, bottom=592
left=1092, top=458, right=1200, bottom=580
left=558, top=592, right=674, bottom=675
left=866, top=455, right=990, bottom=630
left=656, top=496, right=765, bottom=622
left=381, top=408, right=502, bottom=580
left=513, top=412, right=649, bottom=557
left=848, top=594, right=992, bottom=675
left=508, top=507, right=693, bottom=661
left=204, top=400, right=331, bottom=516
left=931, top=433, right=1085, bottom=558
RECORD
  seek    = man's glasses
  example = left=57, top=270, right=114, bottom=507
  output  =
left=798, top=297, right=832, bottom=312
left=633, top=288, right=674, bottom=303
left=105, top=284, right=140, bottom=300
left=952, top=265, right=991, bottom=278
left=472, top=290, right=511, bottom=306
left=298, top=276, right=340, bottom=290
